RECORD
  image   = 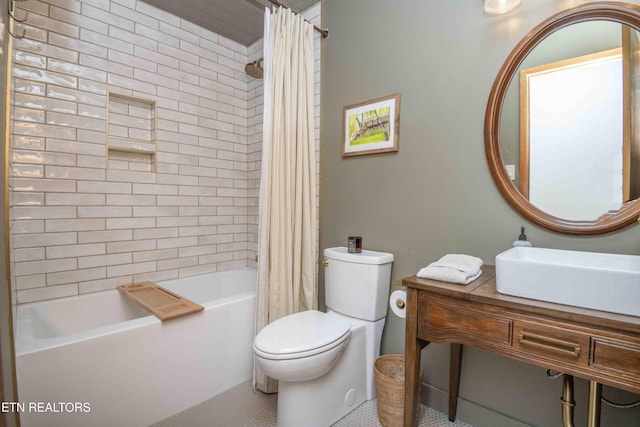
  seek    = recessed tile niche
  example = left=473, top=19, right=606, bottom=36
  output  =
left=106, top=92, right=157, bottom=172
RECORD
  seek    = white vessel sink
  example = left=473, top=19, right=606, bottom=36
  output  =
left=495, top=247, right=640, bottom=317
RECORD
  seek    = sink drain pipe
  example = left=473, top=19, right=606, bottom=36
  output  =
left=548, top=369, right=640, bottom=426
left=561, top=374, right=576, bottom=427
left=546, top=370, right=575, bottom=427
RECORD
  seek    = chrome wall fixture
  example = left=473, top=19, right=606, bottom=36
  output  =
left=484, top=0, right=521, bottom=15
left=8, top=0, right=29, bottom=39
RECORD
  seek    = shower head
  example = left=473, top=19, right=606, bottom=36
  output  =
left=245, top=59, right=264, bottom=79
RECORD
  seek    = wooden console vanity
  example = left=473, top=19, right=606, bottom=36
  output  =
left=403, top=266, right=640, bottom=427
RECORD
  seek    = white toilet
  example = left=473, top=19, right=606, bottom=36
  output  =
left=253, top=246, right=394, bottom=427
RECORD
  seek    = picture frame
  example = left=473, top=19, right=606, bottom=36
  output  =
left=342, top=93, right=400, bottom=157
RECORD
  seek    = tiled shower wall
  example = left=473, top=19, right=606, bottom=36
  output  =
left=9, top=0, right=321, bottom=305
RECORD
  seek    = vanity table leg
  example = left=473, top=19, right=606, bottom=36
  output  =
left=404, top=287, right=427, bottom=427
left=587, top=381, right=602, bottom=427
left=448, top=343, right=463, bottom=422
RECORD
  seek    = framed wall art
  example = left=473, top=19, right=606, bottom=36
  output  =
left=342, top=93, right=400, bottom=157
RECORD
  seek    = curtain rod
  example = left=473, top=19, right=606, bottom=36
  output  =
left=254, top=0, right=329, bottom=39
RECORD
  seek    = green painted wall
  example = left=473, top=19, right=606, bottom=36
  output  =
left=320, top=1, right=640, bottom=425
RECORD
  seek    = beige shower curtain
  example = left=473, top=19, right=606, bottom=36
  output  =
left=254, top=6, right=317, bottom=394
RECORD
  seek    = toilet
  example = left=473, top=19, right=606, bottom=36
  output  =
left=253, top=246, right=394, bottom=427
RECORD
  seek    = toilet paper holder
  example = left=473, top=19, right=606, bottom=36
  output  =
left=389, top=290, right=407, bottom=318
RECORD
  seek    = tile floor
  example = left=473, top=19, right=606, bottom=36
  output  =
left=152, top=380, right=473, bottom=427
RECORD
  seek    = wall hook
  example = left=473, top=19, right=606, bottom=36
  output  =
left=8, top=0, right=28, bottom=38
left=8, top=26, right=26, bottom=39
left=8, top=5, right=28, bottom=23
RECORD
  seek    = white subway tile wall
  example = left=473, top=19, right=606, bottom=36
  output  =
left=9, top=0, right=321, bottom=304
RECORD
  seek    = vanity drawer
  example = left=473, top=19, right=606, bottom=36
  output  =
left=418, top=296, right=512, bottom=347
left=591, top=338, right=640, bottom=378
left=513, top=320, right=590, bottom=366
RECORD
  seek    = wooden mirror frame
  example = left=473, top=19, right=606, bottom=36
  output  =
left=485, top=1, right=640, bottom=235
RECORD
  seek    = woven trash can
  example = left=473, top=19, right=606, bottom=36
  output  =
left=374, top=354, right=423, bottom=427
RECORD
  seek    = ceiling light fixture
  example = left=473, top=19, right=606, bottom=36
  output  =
left=484, top=0, right=521, bottom=15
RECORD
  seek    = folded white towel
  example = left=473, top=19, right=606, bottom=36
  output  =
left=416, top=254, right=484, bottom=285
left=416, top=266, right=482, bottom=285
left=429, top=254, right=483, bottom=275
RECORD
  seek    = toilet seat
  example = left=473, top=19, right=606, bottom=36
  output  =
left=254, top=310, right=351, bottom=360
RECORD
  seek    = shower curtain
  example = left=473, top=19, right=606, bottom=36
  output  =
left=254, top=6, right=317, bottom=394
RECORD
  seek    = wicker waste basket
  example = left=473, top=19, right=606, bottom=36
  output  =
left=374, top=354, right=423, bottom=427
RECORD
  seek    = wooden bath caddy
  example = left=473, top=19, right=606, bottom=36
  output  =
left=117, top=282, right=204, bottom=321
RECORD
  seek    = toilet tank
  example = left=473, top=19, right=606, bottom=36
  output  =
left=323, top=247, right=394, bottom=321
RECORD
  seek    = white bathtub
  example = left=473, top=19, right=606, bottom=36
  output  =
left=15, top=268, right=256, bottom=427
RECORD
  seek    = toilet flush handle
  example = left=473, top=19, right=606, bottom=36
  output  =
left=321, top=258, right=329, bottom=267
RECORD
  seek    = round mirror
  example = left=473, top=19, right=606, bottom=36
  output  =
left=485, top=1, right=640, bottom=234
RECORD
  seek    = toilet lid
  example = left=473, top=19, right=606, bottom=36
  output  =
left=254, top=310, right=350, bottom=358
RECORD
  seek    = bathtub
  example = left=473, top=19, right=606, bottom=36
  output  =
left=15, top=268, right=256, bottom=427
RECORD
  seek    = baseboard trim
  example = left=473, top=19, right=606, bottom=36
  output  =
left=421, top=383, right=530, bottom=427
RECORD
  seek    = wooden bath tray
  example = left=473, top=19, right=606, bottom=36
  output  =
left=117, top=282, right=204, bottom=321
